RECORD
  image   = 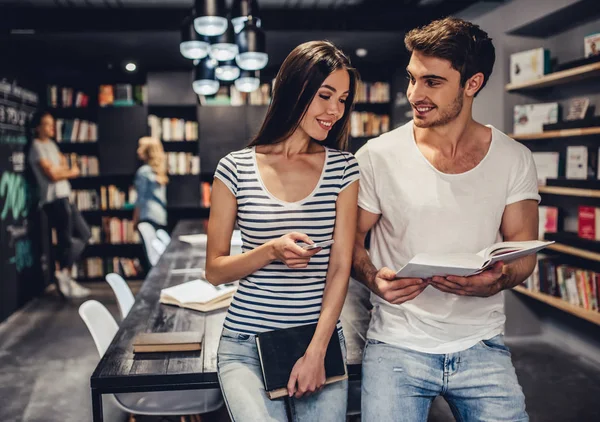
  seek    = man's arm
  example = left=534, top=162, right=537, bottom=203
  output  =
left=430, top=199, right=538, bottom=297
left=38, top=158, right=79, bottom=182
left=498, top=199, right=539, bottom=288
left=352, top=207, right=427, bottom=304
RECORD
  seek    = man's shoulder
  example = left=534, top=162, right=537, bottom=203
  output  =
left=489, top=125, right=533, bottom=159
left=357, top=122, right=413, bottom=157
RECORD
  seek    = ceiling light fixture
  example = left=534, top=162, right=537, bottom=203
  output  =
left=180, top=15, right=210, bottom=60
left=125, top=62, right=137, bottom=72
left=193, top=57, right=220, bottom=95
left=231, top=0, right=262, bottom=34
left=209, top=22, right=239, bottom=62
left=194, top=0, right=228, bottom=37
left=235, top=15, right=268, bottom=71
left=235, top=70, right=260, bottom=93
left=356, top=48, right=368, bottom=58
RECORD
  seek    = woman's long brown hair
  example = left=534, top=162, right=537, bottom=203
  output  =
left=248, top=40, right=359, bottom=151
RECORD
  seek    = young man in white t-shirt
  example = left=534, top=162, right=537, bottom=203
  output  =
left=352, top=18, right=539, bottom=421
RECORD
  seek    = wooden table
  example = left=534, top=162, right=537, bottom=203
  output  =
left=90, top=219, right=371, bottom=421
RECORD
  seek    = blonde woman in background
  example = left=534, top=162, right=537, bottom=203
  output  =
left=133, top=137, right=168, bottom=230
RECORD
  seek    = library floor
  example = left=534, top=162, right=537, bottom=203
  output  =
left=1, top=284, right=599, bottom=422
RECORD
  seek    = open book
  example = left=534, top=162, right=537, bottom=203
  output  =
left=395, top=240, right=554, bottom=279
left=160, top=279, right=237, bottom=313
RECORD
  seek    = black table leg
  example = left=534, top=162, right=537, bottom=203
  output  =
left=91, top=388, right=103, bottom=422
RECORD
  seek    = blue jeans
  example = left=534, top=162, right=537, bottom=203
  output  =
left=217, top=327, right=348, bottom=422
left=362, top=335, right=528, bottom=422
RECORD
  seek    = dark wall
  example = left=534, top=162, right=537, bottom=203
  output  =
left=0, top=71, right=46, bottom=322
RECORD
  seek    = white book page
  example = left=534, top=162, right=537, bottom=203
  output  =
left=161, top=279, right=236, bottom=305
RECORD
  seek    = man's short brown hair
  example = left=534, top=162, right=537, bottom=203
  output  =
left=404, top=17, right=495, bottom=96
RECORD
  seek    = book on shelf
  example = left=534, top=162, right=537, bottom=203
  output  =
left=64, top=154, right=99, bottom=176
left=584, top=32, right=600, bottom=58
left=395, top=240, right=554, bottom=279
left=532, top=152, right=559, bottom=185
left=160, top=279, right=237, bottom=312
left=148, top=115, right=198, bottom=141
left=513, top=103, right=559, bottom=135
left=255, top=323, right=347, bottom=400
left=509, top=47, right=551, bottom=85
left=350, top=112, right=390, bottom=137
left=47, top=85, right=90, bottom=108
left=355, top=81, right=390, bottom=104
left=167, top=152, right=200, bottom=175
left=70, top=256, right=144, bottom=279
left=566, top=146, right=596, bottom=180
left=99, top=84, right=146, bottom=107
left=201, top=181, right=212, bottom=207
left=132, top=331, right=202, bottom=353
left=539, top=206, right=559, bottom=240
left=523, top=256, right=599, bottom=311
left=55, top=119, right=97, bottom=143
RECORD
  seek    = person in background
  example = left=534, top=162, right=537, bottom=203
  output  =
left=133, top=136, right=168, bottom=230
left=28, top=110, right=91, bottom=298
left=205, top=41, right=360, bottom=421
left=352, top=17, right=539, bottom=421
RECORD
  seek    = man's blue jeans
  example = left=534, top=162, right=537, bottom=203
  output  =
left=361, top=335, right=528, bottom=422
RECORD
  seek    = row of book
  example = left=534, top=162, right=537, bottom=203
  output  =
left=47, top=86, right=90, bottom=108
left=70, top=256, right=144, bottom=279
left=532, top=146, right=600, bottom=184
left=200, top=84, right=272, bottom=106
left=99, top=84, right=147, bottom=107
left=355, top=81, right=391, bottom=104
left=55, top=119, right=98, bottom=143
left=64, top=154, right=99, bottom=176
left=350, top=112, right=391, bottom=137
left=148, top=115, right=198, bottom=141
left=101, top=217, right=141, bottom=244
left=100, top=185, right=137, bottom=210
left=167, top=152, right=200, bottom=175
left=524, top=256, right=599, bottom=312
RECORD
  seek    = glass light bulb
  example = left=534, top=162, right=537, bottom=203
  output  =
left=236, top=52, right=268, bottom=71
left=235, top=76, right=260, bottom=93
left=180, top=41, right=209, bottom=60
left=193, top=16, right=228, bottom=37
left=210, top=43, right=239, bottom=62
left=192, top=80, right=220, bottom=96
left=216, top=65, right=241, bottom=81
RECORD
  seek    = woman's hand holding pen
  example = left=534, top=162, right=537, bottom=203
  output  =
left=268, top=232, right=322, bottom=269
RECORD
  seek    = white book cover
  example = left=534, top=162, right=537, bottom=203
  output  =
left=160, top=279, right=237, bottom=306
left=566, top=146, right=588, bottom=179
left=509, top=48, right=550, bottom=85
left=532, top=152, right=559, bottom=185
left=395, top=240, right=553, bottom=279
left=513, top=103, right=559, bottom=135
left=584, top=33, right=600, bottom=58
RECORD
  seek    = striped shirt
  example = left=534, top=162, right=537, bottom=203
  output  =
left=214, top=146, right=360, bottom=335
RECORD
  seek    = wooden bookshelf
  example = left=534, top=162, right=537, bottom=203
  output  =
left=513, top=286, right=600, bottom=326
left=505, top=62, right=600, bottom=92
left=538, top=185, right=600, bottom=198
left=509, top=127, right=600, bottom=140
left=546, top=242, right=600, bottom=262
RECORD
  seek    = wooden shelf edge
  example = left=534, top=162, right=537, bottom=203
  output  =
left=509, top=127, right=600, bottom=140
left=547, top=242, right=600, bottom=261
left=538, top=185, right=600, bottom=198
left=505, top=62, right=600, bottom=91
left=512, top=286, right=600, bottom=326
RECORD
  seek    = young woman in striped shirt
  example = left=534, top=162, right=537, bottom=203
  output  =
left=205, top=40, right=360, bottom=421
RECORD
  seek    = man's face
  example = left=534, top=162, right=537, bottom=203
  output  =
left=406, top=51, right=465, bottom=129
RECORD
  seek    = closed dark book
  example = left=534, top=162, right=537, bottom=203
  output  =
left=255, top=323, right=347, bottom=399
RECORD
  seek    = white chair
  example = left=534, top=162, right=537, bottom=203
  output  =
left=152, top=237, right=167, bottom=255
left=137, top=222, right=160, bottom=266
left=105, top=273, right=135, bottom=320
left=156, top=228, right=171, bottom=246
left=79, top=300, right=223, bottom=418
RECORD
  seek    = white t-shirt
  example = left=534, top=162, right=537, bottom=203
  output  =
left=355, top=121, right=540, bottom=354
